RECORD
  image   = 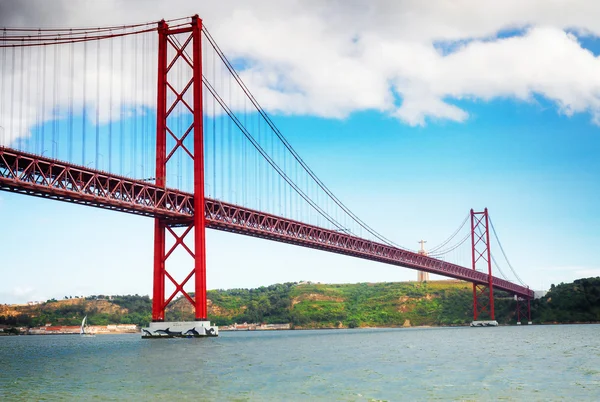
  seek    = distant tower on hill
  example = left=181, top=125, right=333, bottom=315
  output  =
left=417, top=240, right=429, bottom=282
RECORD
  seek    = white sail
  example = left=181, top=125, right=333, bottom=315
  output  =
left=80, top=315, right=87, bottom=334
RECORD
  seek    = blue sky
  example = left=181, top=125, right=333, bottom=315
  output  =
left=1, top=1, right=600, bottom=303
left=2, top=94, right=599, bottom=303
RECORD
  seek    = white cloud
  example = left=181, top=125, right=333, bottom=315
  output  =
left=0, top=38, right=157, bottom=147
left=210, top=5, right=600, bottom=126
left=3, top=0, right=600, bottom=137
left=384, top=26, right=600, bottom=125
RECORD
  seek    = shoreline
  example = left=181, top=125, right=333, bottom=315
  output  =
left=3, top=321, right=599, bottom=337
left=215, top=321, right=600, bottom=332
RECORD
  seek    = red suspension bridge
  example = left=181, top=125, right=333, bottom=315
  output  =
left=0, top=16, right=533, bottom=334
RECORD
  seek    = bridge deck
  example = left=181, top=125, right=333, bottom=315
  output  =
left=0, top=147, right=533, bottom=298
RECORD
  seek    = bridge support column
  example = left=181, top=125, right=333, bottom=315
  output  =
left=515, top=296, right=533, bottom=325
left=146, top=16, right=215, bottom=337
left=470, top=208, right=497, bottom=326
left=516, top=296, right=525, bottom=324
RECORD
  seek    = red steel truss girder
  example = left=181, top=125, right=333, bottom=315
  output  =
left=0, top=146, right=534, bottom=299
left=204, top=201, right=534, bottom=299
left=0, top=147, right=194, bottom=221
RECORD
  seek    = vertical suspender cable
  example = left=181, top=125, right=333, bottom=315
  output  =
left=119, top=34, right=125, bottom=175
left=131, top=32, right=137, bottom=177
left=68, top=34, right=74, bottom=162
left=0, top=30, right=4, bottom=146
left=283, top=146, right=287, bottom=217
left=243, top=96, right=246, bottom=207
left=137, top=32, right=143, bottom=181
left=108, top=30, right=113, bottom=173
left=220, top=54, right=225, bottom=201
left=82, top=36, right=87, bottom=165
left=140, top=30, right=145, bottom=179
left=18, top=43, right=24, bottom=150
left=227, top=61, right=231, bottom=202
left=228, top=66, right=234, bottom=203
left=52, top=37, right=58, bottom=157
left=35, top=31, right=42, bottom=153
left=269, top=119, right=273, bottom=214
left=256, top=110, right=260, bottom=210
left=41, top=40, right=46, bottom=154
left=95, top=34, right=100, bottom=169
left=211, top=45, right=218, bottom=198
left=9, top=40, right=15, bottom=147
left=24, top=40, right=31, bottom=152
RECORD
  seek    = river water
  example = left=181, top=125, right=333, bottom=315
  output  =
left=1, top=325, right=599, bottom=401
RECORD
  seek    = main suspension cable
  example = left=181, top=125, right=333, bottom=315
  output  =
left=489, top=217, right=525, bottom=286
left=202, top=25, right=408, bottom=250
left=429, top=231, right=470, bottom=257
left=429, top=213, right=470, bottom=253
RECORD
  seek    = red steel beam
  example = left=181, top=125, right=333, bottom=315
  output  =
left=204, top=201, right=534, bottom=298
left=0, top=147, right=193, bottom=223
left=0, top=146, right=534, bottom=299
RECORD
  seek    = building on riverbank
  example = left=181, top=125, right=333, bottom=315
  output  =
left=220, top=323, right=291, bottom=331
left=26, top=324, right=138, bottom=335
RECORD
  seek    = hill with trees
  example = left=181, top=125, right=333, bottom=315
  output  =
left=532, top=277, right=600, bottom=323
left=1, top=278, right=599, bottom=330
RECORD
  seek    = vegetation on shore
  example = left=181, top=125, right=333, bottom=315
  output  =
left=1, top=277, right=599, bottom=329
left=532, top=277, right=600, bottom=323
left=0, top=295, right=152, bottom=328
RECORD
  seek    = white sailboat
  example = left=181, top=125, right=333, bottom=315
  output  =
left=80, top=315, right=95, bottom=337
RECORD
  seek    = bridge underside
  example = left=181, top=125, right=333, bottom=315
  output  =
left=0, top=147, right=534, bottom=299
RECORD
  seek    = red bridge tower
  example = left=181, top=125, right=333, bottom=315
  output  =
left=144, top=15, right=217, bottom=338
left=470, top=208, right=497, bottom=326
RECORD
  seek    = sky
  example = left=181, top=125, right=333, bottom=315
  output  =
left=1, top=0, right=600, bottom=304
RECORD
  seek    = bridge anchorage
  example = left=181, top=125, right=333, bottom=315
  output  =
left=0, top=15, right=534, bottom=335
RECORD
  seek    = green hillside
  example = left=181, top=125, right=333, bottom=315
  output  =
left=2, top=278, right=599, bottom=329
left=532, top=277, right=600, bottom=323
left=206, top=280, right=514, bottom=328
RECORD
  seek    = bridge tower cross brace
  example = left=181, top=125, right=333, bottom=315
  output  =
left=471, top=208, right=495, bottom=321
left=152, top=16, right=207, bottom=322
left=516, top=295, right=532, bottom=324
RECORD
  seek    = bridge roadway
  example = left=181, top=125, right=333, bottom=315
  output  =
left=0, top=147, right=534, bottom=299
